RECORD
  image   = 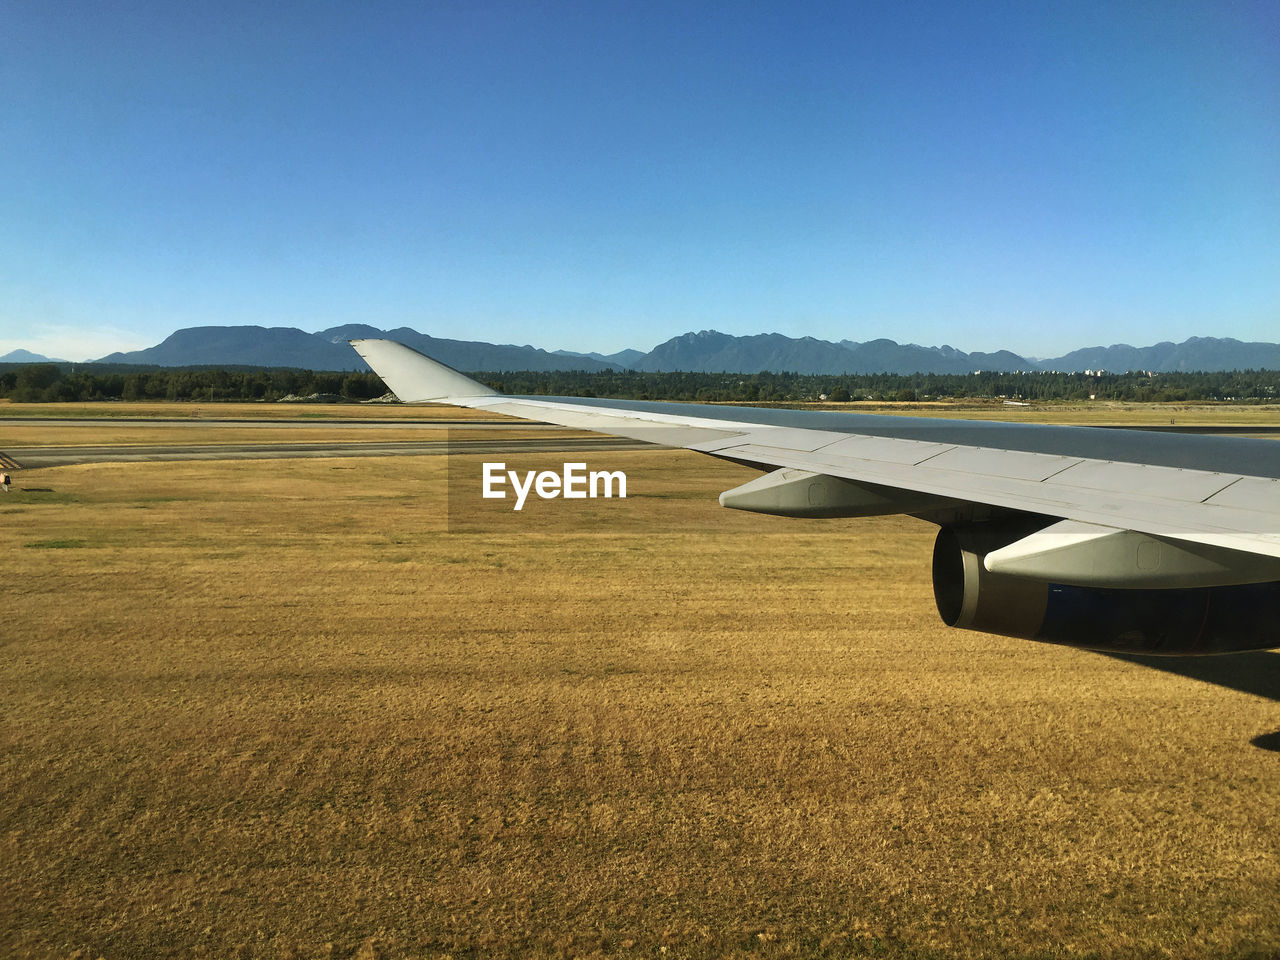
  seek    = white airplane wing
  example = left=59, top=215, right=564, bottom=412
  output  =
left=351, top=338, right=1280, bottom=655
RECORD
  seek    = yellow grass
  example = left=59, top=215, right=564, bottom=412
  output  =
left=0, top=423, right=588, bottom=448
left=0, top=401, right=510, bottom=421
left=5, top=397, right=1280, bottom=427
left=765, top=400, right=1280, bottom=426
left=1, top=417, right=1278, bottom=959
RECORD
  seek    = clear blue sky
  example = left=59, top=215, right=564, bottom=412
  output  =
left=2, top=0, right=1277, bottom=361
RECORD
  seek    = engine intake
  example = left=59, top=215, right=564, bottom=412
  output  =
left=932, top=523, right=1280, bottom=655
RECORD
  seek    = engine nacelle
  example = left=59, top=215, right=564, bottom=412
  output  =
left=932, top=523, right=1280, bottom=655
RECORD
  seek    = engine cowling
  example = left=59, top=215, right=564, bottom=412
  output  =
left=932, top=523, right=1280, bottom=655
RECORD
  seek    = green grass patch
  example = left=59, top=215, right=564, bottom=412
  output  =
left=24, top=538, right=87, bottom=549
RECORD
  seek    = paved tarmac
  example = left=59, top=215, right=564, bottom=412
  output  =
left=0, top=418, right=547, bottom=428
left=8, top=417, right=1278, bottom=435
left=0, top=436, right=654, bottom=469
left=4, top=415, right=1275, bottom=471
left=1094, top=424, right=1280, bottom=437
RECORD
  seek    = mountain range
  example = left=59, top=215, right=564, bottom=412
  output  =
left=13, top=325, right=1280, bottom=374
left=0, top=348, right=68, bottom=363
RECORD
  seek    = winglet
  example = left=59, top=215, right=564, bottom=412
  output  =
left=349, top=339, right=499, bottom=402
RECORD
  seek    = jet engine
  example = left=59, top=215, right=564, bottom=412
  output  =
left=932, top=521, right=1280, bottom=655
left=717, top=467, right=1280, bottom=654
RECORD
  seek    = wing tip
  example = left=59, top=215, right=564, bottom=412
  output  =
left=348, top=338, right=499, bottom=402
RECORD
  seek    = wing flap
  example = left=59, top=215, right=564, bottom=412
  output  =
left=1204, top=476, right=1280, bottom=509
left=1049, top=459, right=1239, bottom=502
left=917, top=446, right=1084, bottom=482
left=808, top=434, right=957, bottom=465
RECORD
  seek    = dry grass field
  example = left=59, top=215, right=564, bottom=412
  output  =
left=5, top=397, right=1280, bottom=427
left=0, top=422, right=582, bottom=450
left=793, top=400, right=1280, bottom=426
left=2, top=405, right=1279, bottom=959
left=0, top=400, right=506, bottom=420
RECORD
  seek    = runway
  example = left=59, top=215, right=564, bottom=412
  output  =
left=0, top=417, right=535, bottom=428
left=1095, top=424, right=1280, bottom=438
left=4, top=414, right=1275, bottom=470
left=9, top=417, right=1280, bottom=435
left=0, top=436, right=654, bottom=469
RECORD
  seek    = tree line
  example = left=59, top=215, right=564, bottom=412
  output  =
left=2, top=362, right=1279, bottom=404
left=0, top=364, right=389, bottom=403
left=473, top=368, right=1280, bottom=403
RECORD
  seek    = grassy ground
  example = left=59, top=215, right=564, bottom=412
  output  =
left=0, top=400, right=507, bottom=421
left=4, top=397, right=1280, bottom=427
left=1, top=414, right=1278, bottom=959
left=0, top=422, right=586, bottom=449
left=759, top=400, right=1280, bottom=426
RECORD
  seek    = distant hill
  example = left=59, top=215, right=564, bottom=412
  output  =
left=314, top=325, right=617, bottom=372
left=604, top=348, right=647, bottom=367
left=61, top=324, right=1280, bottom=374
left=0, top=348, right=67, bottom=363
left=552, top=347, right=646, bottom=368
left=631, top=331, right=1033, bottom=374
left=94, top=324, right=618, bottom=372
left=631, top=331, right=1280, bottom=374
left=1043, top=337, right=1280, bottom=373
left=96, top=326, right=363, bottom=370
left=632, top=331, right=853, bottom=373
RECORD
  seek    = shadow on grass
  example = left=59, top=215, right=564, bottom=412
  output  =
left=1102, top=650, right=1280, bottom=753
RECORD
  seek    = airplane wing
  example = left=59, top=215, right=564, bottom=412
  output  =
left=351, top=338, right=1280, bottom=655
